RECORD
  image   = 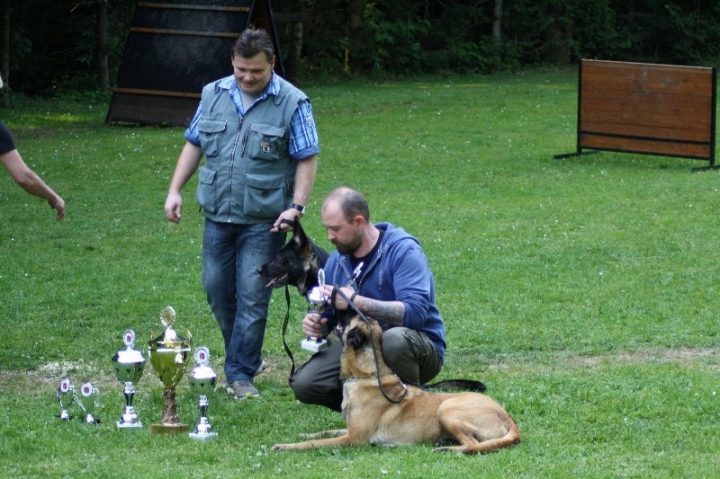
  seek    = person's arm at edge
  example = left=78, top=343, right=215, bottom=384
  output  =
left=1, top=149, right=65, bottom=220
left=164, top=141, right=203, bottom=223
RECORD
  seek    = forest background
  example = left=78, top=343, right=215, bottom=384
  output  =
left=1, top=0, right=719, bottom=96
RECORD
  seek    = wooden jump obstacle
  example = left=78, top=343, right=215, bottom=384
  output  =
left=555, top=59, right=717, bottom=170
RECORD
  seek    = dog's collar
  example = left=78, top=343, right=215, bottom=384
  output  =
left=342, top=376, right=372, bottom=384
left=342, top=376, right=409, bottom=401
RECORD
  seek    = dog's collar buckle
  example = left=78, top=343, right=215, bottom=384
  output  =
left=396, top=380, right=408, bottom=401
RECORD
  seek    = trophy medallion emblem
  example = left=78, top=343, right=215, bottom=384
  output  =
left=188, top=346, right=218, bottom=439
left=148, top=306, right=192, bottom=435
left=112, top=329, right=145, bottom=428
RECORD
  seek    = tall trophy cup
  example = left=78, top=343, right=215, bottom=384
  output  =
left=147, top=306, right=192, bottom=435
left=112, top=329, right=146, bottom=428
left=77, top=381, right=101, bottom=424
left=302, top=269, right=329, bottom=353
left=188, top=346, right=218, bottom=439
left=55, top=377, right=74, bottom=420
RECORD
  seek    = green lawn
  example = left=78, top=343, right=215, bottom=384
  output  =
left=1, top=68, right=718, bottom=478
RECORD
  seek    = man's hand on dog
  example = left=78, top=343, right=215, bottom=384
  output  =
left=302, top=313, right=328, bottom=338
left=270, top=210, right=302, bottom=232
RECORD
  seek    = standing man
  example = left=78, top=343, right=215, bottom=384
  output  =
left=290, top=187, right=445, bottom=411
left=164, top=28, right=319, bottom=399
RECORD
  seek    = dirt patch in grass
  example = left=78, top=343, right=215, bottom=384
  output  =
left=579, top=347, right=719, bottom=367
left=2, top=347, right=718, bottom=396
left=480, top=346, right=720, bottom=374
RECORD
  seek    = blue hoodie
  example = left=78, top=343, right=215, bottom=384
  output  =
left=321, top=222, right=446, bottom=360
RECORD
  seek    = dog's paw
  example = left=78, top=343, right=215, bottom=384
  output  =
left=272, top=444, right=288, bottom=451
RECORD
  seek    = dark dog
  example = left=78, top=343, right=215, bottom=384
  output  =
left=258, top=216, right=329, bottom=296
left=272, top=314, right=521, bottom=454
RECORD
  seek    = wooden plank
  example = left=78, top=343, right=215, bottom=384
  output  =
left=106, top=92, right=198, bottom=126
left=113, top=87, right=201, bottom=99
left=580, top=134, right=711, bottom=159
left=138, top=2, right=250, bottom=12
left=580, top=105, right=712, bottom=131
left=582, top=60, right=713, bottom=82
left=129, top=27, right=239, bottom=38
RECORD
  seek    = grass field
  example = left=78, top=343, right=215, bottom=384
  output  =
left=1, top=68, right=719, bottom=478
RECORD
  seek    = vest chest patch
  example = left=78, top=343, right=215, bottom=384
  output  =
left=261, top=140, right=274, bottom=154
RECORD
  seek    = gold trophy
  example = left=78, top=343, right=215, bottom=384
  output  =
left=147, top=306, right=192, bottom=435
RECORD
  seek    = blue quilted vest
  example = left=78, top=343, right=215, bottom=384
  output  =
left=195, top=76, right=306, bottom=224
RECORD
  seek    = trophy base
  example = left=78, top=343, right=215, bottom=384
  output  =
left=301, top=338, right=328, bottom=353
left=151, top=422, right=189, bottom=436
left=189, top=431, right=218, bottom=440
left=117, top=420, right=142, bottom=428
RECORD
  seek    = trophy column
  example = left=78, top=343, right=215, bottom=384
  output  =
left=148, top=306, right=192, bottom=436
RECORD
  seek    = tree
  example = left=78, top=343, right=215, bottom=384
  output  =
left=97, top=0, right=110, bottom=90
left=1, top=0, right=10, bottom=86
left=493, top=0, right=502, bottom=44
left=346, top=0, right=365, bottom=73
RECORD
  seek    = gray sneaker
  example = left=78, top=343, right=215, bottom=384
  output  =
left=230, top=380, right=259, bottom=400
left=221, top=361, right=268, bottom=394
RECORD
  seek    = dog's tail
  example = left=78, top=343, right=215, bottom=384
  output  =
left=423, top=379, right=487, bottom=393
left=434, top=415, right=521, bottom=455
left=465, top=417, right=522, bottom=454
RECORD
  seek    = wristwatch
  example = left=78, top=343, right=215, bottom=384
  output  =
left=291, top=203, right=306, bottom=214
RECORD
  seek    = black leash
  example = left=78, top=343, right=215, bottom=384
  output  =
left=282, top=284, right=297, bottom=378
left=335, top=287, right=408, bottom=404
left=277, top=218, right=299, bottom=379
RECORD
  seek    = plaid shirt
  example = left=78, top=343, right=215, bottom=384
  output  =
left=184, top=73, right=319, bottom=161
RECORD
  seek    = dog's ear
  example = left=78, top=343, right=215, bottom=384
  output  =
left=292, top=216, right=311, bottom=249
left=292, top=216, right=304, bottom=237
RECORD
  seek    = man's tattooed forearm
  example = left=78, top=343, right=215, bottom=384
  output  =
left=357, top=297, right=405, bottom=326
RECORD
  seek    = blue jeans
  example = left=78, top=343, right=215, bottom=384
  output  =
left=202, top=218, right=286, bottom=383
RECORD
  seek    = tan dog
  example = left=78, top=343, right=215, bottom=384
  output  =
left=273, top=315, right=521, bottom=454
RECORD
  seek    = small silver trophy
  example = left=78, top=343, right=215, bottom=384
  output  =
left=303, top=268, right=329, bottom=352
left=112, top=329, right=146, bottom=428
left=56, top=377, right=74, bottom=420
left=188, top=346, right=218, bottom=439
left=77, top=381, right=100, bottom=424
